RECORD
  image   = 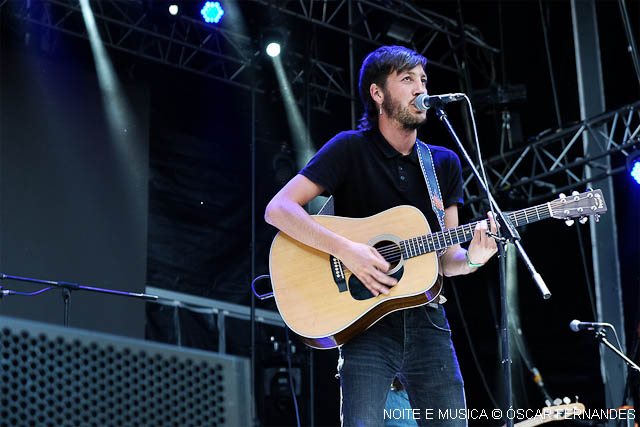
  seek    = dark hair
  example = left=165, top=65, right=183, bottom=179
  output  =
left=357, top=45, right=427, bottom=130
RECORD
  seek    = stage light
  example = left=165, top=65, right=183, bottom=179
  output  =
left=628, top=150, right=640, bottom=185
left=266, top=42, right=281, bottom=58
left=201, top=1, right=224, bottom=24
left=168, top=4, right=179, bottom=16
left=262, top=28, right=286, bottom=58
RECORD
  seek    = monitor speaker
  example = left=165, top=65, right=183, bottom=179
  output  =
left=0, top=315, right=251, bottom=426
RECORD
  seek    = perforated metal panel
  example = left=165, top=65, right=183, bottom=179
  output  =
left=0, top=315, right=251, bottom=426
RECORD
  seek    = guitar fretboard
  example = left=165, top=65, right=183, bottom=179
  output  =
left=400, top=203, right=552, bottom=259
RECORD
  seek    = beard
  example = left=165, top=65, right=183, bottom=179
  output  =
left=382, top=89, right=427, bottom=130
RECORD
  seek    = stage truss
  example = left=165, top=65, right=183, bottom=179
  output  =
left=462, top=101, right=640, bottom=216
left=3, top=0, right=498, bottom=113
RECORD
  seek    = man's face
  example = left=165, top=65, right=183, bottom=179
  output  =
left=381, top=65, right=428, bottom=130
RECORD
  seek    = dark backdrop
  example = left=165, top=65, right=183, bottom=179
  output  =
left=0, top=36, right=149, bottom=337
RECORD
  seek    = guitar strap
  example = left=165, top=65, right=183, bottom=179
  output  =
left=316, top=195, right=334, bottom=215
left=318, top=140, right=447, bottom=243
left=415, top=139, right=447, bottom=255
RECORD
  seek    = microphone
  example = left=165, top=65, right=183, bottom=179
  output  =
left=414, top=93, right=465, bottom=111
left=570, top=319, right=611, bottom=332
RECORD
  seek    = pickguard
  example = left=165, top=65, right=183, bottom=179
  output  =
left=348, top=267, right=405, bottom=300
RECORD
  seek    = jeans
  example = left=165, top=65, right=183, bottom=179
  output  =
left=338, top=305, right=466, bottom=427
left=384, top=388, right=418, bottom=427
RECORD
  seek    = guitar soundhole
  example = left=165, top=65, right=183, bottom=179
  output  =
left=373, top=240, right=402, bottom=271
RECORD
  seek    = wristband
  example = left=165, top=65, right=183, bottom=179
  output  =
left=465, top=251, right=484, bottom=268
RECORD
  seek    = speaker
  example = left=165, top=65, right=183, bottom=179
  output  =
left=0, top=315, right=251, bottom=426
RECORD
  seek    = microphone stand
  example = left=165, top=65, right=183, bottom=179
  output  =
left=593, top=329, right=640, bottom=373
left=0, top=273, right=158, bottom=326
left=433, top=102, right=551, bottom=427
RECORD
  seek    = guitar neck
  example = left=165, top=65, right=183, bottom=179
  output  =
left=401, top=203, right=552, bottom=258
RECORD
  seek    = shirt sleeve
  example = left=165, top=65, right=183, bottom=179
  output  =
left=442, top=150, right=464, bottom=208
left=298, top=132, right=351, bottom=195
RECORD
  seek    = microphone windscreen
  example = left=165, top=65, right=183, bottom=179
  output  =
left=569, top=319, right=581, bottom=332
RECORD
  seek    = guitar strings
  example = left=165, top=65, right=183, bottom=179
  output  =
left=343, top=197, right=591, bottom=267
left=374, top=205, right=550, bottom=258
left=373, top=209, right=539, bottom=258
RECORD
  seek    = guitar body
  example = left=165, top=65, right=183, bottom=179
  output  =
left=269, top=205, right=442, bottom=349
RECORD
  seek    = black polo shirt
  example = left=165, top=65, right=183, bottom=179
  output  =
left=300, top=127, right=464, bottom=232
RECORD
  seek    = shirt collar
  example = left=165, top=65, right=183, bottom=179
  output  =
left=370, top=127, right=418, bottom=163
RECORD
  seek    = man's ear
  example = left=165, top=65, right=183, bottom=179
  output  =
left=369, top=83, right=383, bottom=106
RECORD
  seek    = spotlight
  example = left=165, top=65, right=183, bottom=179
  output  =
left=262, top=28, right=286, bottom=58
left=168, top=4, right=179, bottom=16
left=628, top=149, right=640, bottom=185
left=266, top=42, right=281, bottom=58
left=201, top=1, right=224, bottom=24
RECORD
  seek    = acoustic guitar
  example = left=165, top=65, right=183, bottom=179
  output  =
left=269, top=190, right=607, bottom=349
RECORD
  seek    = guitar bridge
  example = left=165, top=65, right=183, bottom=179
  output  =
left=330, top=256, right=348, bottom=293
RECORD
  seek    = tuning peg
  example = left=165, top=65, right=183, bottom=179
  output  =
left=565, top=219, right=575, bottom=226
left=579, top=216, right=588, bottom=224
left=594, top=214, right=600, bottom=222
left=559, top=193, right=566, bottom=199
left=563, top=397, right=571, bottom=404
left=586, top=187, right=593, bottom=192
left=572, top=191, right=580, bottom=196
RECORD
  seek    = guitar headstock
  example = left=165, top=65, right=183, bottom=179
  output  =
left=549, top=189, right=607, bottom=226
left=517, top=402, right=586, bottom=427
left=541, top=402, right=585, bottom=419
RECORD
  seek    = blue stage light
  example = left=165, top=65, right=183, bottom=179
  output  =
left=628, top=150, right=640, bottom=185
left=631, top=159, right=640, bottom=185
left=201, top=1, right=224, bottom=24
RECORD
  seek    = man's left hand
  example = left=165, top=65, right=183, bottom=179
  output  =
left=467, top=211, right=498, bottom=265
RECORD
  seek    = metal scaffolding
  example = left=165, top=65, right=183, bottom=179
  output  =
left=6, top=0, right=261, bottom=91
left=462, top=100, right=640, bottom=216
left=3, top=0, right=498, bottom=112
left=252, top=0, right=498, bottom=74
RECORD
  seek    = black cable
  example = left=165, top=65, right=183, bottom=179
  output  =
left=498, top=0, right=506, bottom=87
left=617, top=0, right=640, bottom=91
left=540, top=0, right=599, bottom=328
left=450, top=279, right=500, bottom=410
left=539, top=0, right=601, bottom=385
left=284, top=327, right=301, bottom=427
left=575, top=225, right=598, bottom=320
left=537, top=0, right=604, bottom=325
left=538, top=0, right=563, bottom=129
left=1, top=286, right=53, bottom=296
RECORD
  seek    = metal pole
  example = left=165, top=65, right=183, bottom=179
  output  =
left=498, top=242, right=513, bottom=427
left=62, top=288, right=71, bottom=326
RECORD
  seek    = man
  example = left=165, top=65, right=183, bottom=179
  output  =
left=265, top=45, right=498, bottom=426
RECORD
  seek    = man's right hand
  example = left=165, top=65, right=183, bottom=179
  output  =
left=337, top=241, right=398, bottom=296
